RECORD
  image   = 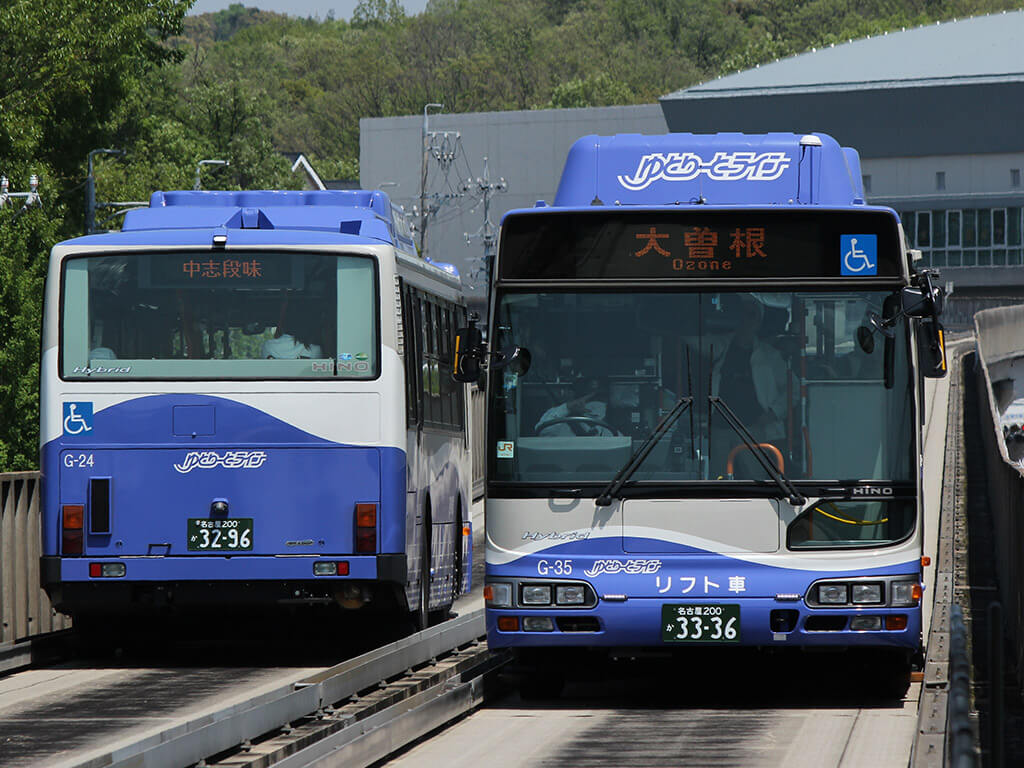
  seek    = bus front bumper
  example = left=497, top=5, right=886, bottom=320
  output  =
left=486, top=597, right=921, bottom=651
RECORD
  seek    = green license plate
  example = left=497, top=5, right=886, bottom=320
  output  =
left=662, top=604, right=741, bottom=643
left=187, top=518, right=254, bottom=551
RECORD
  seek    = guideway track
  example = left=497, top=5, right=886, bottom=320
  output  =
left=44, top=610, right=494, bottom=768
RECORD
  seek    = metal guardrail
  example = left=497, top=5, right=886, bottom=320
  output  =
left=0, top=471, right=68, bottom=656
left=947, top=604, right=976, bottom=768
left=974, top=305, right=1024, bottom=694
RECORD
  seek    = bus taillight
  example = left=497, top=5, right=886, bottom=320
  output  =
left=355, top=503, right=377, bottom=553
left=62, top=504, right=84, bottom=555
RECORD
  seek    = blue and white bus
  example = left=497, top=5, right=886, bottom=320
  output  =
left=456, top=133, right=946, bottom=696
left=40, top=189, right=471, bottom=630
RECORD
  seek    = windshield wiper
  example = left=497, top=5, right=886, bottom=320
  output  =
left=595, top=397, right=693, bottom=507
left=708, top=396, right=807, bottom=506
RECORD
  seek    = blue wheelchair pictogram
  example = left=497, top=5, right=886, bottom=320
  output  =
left=63, top=402, right=93, bottom=436
left=841, top=234, right=877, bottom=276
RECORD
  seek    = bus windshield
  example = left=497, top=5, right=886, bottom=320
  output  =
left=61, top=251, right=377, bottom=380
left=489, top=289, right=913, bottom=485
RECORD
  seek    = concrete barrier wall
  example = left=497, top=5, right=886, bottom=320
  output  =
left=974, top=304, right=1024, bottom=691
left=0, top=472, right=69, bottom=645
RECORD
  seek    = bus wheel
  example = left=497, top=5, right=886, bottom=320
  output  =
left=417, top=504, right=432, bottom=631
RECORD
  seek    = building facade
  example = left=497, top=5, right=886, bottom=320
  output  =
left=361, top=11, right=1024, bottom=324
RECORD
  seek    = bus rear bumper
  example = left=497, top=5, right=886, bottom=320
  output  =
left=486, top=597, right=921, bottom=651
left=41, top=554, right=407, bottom=613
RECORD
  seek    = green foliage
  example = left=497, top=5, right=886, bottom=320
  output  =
left=0, top=0, right=1021, bottom=470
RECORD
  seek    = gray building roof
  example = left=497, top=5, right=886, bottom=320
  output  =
left=659, top=11, right=1024, bottom=159
left=664, top=10, right=1024, bottom=100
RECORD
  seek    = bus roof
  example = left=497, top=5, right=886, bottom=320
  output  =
left=546, top=132, right=869, bottom=211
left=61, top=189, right=418, bottom=253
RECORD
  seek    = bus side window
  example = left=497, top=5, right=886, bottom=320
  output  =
left=402, top=283, right=420, bottom=426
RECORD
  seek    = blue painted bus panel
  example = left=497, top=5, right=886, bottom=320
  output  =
left=43, top=394, right=407, bottom=559
left=487, top=548, right=921, bottom=650
left=551, top=132, right=863, bottom=209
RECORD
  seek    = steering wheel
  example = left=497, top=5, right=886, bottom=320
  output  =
left=535, top=416, right=623, bottom=436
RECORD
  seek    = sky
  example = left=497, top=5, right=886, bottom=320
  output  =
left=188, top=0, right=430, bottom=19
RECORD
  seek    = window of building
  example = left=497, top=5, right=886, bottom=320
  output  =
left=862, top=174, right=872, bottom=193
left=916, top=211, right=931, bottom=247
left=935, top=171, right=946, bottom=191
left=1012, top=169, right=1021, bottom=188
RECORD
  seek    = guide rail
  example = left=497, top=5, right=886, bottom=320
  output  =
left=57, top=610, right=493, bottom=768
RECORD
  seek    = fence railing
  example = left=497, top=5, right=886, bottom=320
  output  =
left=974, top=304, right=1024, bottom=694
left=0, top=472, right=68, bottom=646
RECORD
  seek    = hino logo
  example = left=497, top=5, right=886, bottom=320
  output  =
left=174, top=450, right=268, bottom=474
left=851, top=486, right=895, bottom=496
left=617, top=151, right=792, bottom=191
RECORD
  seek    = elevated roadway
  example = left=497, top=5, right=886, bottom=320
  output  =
left=0, top=367, right=956, bottom=767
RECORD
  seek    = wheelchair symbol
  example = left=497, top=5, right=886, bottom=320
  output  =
left=843, top=238, right=876, bottom=273
left=63, top=403, right=93, bottom=435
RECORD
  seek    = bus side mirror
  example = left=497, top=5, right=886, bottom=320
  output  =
left=902, top=271, right=944, bottom=318
left=917, top=318, right=947, bottom=379
left=453, top=324, right=484, bottom=383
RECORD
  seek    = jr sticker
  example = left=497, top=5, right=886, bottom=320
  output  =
left=841, top=234, right=877, bottom=276
left=496, top=441, right=514, bottom=459
left=62, top=402, right=93, bottom=435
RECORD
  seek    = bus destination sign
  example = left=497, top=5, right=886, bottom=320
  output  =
left=143, top=253, right=300, bottom=289
left=498, top=210, right=902, bottom=281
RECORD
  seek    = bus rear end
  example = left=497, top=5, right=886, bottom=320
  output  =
left=40, top=213, right=408, bottom=620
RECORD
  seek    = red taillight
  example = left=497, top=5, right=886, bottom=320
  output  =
left=355, top=502, right=377, bottom=553
left=63, top=504, right=85, bottom=555
left=89, top=563, right=102, bottom=578
left=336, top=561, right=350, bottom=576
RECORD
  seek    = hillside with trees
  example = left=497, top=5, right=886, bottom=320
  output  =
left=0, top=0, right=1020, bottom=469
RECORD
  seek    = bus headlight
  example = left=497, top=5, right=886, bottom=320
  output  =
left=891, top=581, right=921, bottom=607
left=851, top=583, right=883, bottom=604
left=521, top=584, right=552, bottom=605
left=485, top=582, right=512, bottom=608
left=818, top=584, right=848, bottom=604
left=556, top=585, right=586, bottom=605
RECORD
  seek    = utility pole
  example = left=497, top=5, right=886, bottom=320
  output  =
left=0, top=174, right=41, bottom=212
left=419, top=103, right=443, bottom=255
left=194, top=159, right=229, bottom=191
left=463, top=156, right=507, bottom=317
left=86, top=149, right=123, bottom=233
